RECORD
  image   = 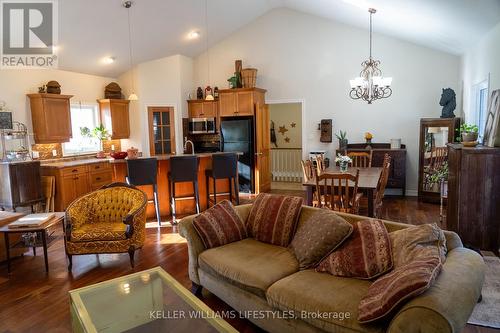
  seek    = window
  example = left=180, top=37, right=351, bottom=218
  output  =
left=62, top=104, right=100, bottom=156
left=147, top=106, right=176, bottom=155
left=473, top=79, right=489, bottom=139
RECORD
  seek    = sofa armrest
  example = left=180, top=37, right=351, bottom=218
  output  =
left=179, top=204, right=253, bottom=285
left=179, top=214, right=207, bottom=285
left=388, top=247, right=485, bottom=333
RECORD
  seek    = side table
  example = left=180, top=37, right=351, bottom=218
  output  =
left=0, top=212, right=64, bottom=273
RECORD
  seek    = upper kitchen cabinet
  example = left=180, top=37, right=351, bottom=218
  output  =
left=98, top=99, right=130, bottom=139
left=218, top=88, right=266, bottom=117
left=27, top=93, right=74, bottom=144
left=187, top=100, right=218, bottom=118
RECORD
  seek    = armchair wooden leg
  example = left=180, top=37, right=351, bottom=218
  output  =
left=67, top=254, right=73, bottom=271
left=128, top=247, right=135, bottom=268
left=191, top=282, right=202, bottom=296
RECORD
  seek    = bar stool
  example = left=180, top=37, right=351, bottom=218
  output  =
left=126, top=158, right=161, bottom=226
left=205, top=152, right=239, bottom=208
left=168, top=155, right=200, bottom=223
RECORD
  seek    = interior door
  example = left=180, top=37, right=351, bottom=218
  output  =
left=255, top=103, right=271, bottom=193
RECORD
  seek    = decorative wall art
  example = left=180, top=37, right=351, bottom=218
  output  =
left=0, top=101, right=13, bottom=129
left=278, top=125, right=288, bottom=135
left=320, top=119, right=332, bottom=143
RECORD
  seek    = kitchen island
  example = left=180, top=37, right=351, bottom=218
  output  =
left=41, top=153, right=233, bottom=219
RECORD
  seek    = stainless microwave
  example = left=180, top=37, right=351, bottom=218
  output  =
left=189, top=117, right=216, bottom=134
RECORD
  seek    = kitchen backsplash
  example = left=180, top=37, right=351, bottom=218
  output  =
left=32, top=139, right=122, bottom=160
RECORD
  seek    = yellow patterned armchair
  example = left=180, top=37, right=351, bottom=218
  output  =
left=64, top=182, right=147, bottom=270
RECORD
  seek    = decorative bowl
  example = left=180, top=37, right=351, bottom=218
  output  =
left=110, top=151, right=128, bottom=159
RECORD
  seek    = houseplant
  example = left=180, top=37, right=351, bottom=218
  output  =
left=427, top=162, right=448, bottom=195
left=336, top=130, right=348, bottom=151
left=459, top=123, right=478, bottom=146
left=335, top=153, right=352, bottom=173
left=80, top=124, right=110, bottom=158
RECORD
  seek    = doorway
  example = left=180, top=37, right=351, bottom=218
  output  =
left=268, top=102, right=303, bottom=191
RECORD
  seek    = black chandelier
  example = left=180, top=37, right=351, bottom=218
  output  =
left=349, top=8, right=392, bottom=104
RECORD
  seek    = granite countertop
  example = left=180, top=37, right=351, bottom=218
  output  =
left=39, top=152, right=237, bottom=169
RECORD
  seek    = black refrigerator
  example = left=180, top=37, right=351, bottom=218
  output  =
left=220, top=117, right=255, bottom=193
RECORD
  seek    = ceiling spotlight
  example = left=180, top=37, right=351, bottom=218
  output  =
left=187, top=30, right=200, bottom=40
left=103, top=56, right=115, bottom=64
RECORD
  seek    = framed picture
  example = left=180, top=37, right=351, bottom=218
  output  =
left=0, top=112, right=13, bottom=129
left=483, top=89, right=500, bottom=147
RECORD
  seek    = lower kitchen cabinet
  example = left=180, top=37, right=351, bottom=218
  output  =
left=41, top=162, right=112, bottom=211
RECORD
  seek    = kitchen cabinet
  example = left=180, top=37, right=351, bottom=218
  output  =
left=41, top=162, right=112, bottom=211
left=98, top=99, right=130, bottom=139
left=187, top=100, right=217, bottom=118
left=218, top=88, right=266, bottom=117
left=27, top=93, right=73, bottom=143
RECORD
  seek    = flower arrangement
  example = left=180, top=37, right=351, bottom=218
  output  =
left=335, top=153, right=352, bottom=172
left=364, top=132, right=373, bottom=140
left=335, top=154, right=352, bottom=164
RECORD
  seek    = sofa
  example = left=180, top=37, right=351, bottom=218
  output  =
left=179, top=204, right=485, bottom=333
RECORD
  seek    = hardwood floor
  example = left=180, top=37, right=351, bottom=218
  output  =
left=0, top=195, right=496, bottom=333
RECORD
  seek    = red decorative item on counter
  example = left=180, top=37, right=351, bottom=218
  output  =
left=110, top=151, right=127, bottom=159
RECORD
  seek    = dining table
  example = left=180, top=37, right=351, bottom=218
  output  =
left=302, top=166, right=382, bottom=217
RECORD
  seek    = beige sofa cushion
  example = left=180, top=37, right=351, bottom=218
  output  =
left=267, top=270, right=385, bottom=333
left=199, top=238, right=299, bottom=298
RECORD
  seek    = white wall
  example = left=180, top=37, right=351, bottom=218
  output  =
left=193, top=8, right=460, bottom=194
left=461, top=21, right=500, bottom=123
left=118, top=54, right=194, bottom=154
left=0, top=69, right=114, bottom=132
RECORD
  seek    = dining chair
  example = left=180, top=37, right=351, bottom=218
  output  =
left=358, top=153, right=391, bottom=217
left=314, top=169, right=362, bottom=214
left=373, top=154, right=391, bottom=218
left=347, top=150, right=373, bottom=168
left=301, top=159, right=314, bottom=182
left=314, top=154, right=326, bottom=175
left=423, top=146, right=447, bottom=189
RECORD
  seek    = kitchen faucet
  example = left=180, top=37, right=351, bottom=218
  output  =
left=184, top=138, right=195, bottom=155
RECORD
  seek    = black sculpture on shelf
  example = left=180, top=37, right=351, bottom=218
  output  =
left=439, top=88, right=456, bottom=118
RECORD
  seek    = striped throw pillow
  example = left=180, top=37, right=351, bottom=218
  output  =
left=358, top=257, right=442, bottom=323
left=316, top=219, right=393, bottom=279
left=247, top=193, right=303, bottom=247
left=192, top=200, right=248, bottom=249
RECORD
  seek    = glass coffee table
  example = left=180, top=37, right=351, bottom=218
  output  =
left=69, top=267, right=237, bottom=333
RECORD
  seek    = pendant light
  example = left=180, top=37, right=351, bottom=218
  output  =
left=203, top=0, right=214, bottom=101
left=124, top=1, right=138, bottom=101
left=349, top=8, right=392, bottom=104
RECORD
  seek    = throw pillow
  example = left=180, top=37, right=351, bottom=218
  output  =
left=358, top=257, right=442, bottom=323
left=316, top=219, right=392, bottom=279
left=247, top=193, right=303, bottom=247
left=289, top=209, right=353, bottom=269
left=192, top=200, right=248, bottom=249
left=390, top=223, right=447, bottom=267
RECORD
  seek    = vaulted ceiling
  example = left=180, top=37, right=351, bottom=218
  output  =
left=57, top=0, right=500, bottom=77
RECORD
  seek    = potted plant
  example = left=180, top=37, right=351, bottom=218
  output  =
left=427, top=162, right=448, bottom=195
left=459, top=123, right=478, bottom=145
left=80, top=124, right=110, bottom=158
left=335, top=153, right=352, bottom=173
left=335, top=130, right=348, bottom=151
